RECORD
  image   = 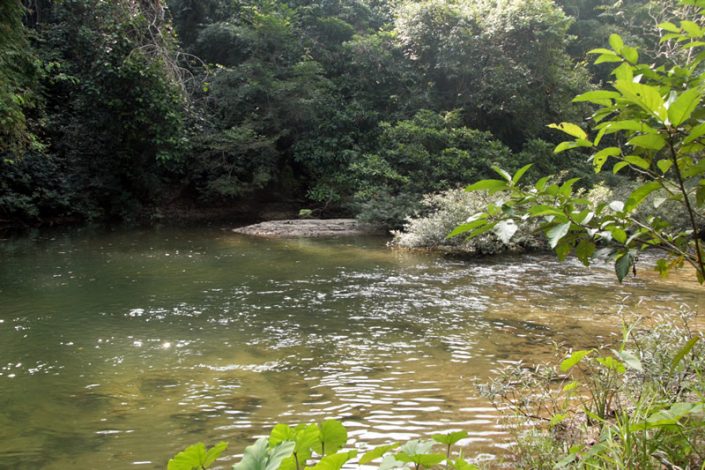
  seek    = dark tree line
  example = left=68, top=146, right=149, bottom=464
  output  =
left=0, top=0, right=684, bottom=227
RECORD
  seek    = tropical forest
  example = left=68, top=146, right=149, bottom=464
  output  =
left=2, top=0, right=705, bottom=468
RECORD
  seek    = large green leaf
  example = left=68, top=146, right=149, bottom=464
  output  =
left=511, top=163, right=533, bottom=185
left=169, top=442, right=229, bottom=470
left=613, top=350, right=643, bottom=371
left=306, top=451, right=357, bottom=470
left=359, top=443, right=401, bottom=464
left=613, top=80, right=667, bottom=121
left=615, top=251, right=634, bottom=283
left=668, top=87, right=701, bottom=126
left=575, top=239, right=596, bottom=266
left=624, top=155, right=650, bottom=170
left=447, top=218, right=488, bottom=239
left=464, top=179, right=508, bottom=193
left=596, top=356, right=626, bottom=373
left=646, top=402, right=704, bottom=427
left=451, top=458, right=479, bottom=470
left=594, top=119, right=659, bottom=136
left=592, top=147, right=621, bottom=172
left=609, top=33, right=624, bottom=53
left=548, top=122, right=588, bottom=140
left=431, top=431, right=468, bottom=446
left=572, top=90, right=621, bottom=105
left=560, top=350, right=592, bottom=372
left=624, top=181, right=662, bottom=213
left=546, top=222, right=571, bottom=249
left=493, top=220, right=518, bottom=244
left=628, top=134, right=666, bottom=151
left=395, top=452, right=446, bottom=468
left=316, top=420, right=347, bottom=456
left=233, top=439, right=295, bottom=470
left=684, top=121, right=705, bottom=143
left=397, top=440, right=435, bottom=456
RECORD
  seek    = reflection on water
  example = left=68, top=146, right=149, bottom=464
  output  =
left=0, top=228, right=703, bottom=469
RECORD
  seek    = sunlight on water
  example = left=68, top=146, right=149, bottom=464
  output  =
left=0, top=227, right=703, bottom=469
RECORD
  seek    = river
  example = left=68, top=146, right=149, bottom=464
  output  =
left=0, top=227, right=702, bottom=469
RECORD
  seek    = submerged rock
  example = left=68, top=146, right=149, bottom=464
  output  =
left=233, top=218, right=380, bottom=238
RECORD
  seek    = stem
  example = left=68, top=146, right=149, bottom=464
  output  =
left=667, top=134, right=705, bottom=280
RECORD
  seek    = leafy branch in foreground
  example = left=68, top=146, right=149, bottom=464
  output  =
left=452, top=4, right=705, bottom=283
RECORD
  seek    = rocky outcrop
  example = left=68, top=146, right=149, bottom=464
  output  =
left=233, top=218, right=381, bottom=238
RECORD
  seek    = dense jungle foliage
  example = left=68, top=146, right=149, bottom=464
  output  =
left=0, top=0, right=693, bottom=227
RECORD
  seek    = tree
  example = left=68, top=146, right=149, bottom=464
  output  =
left=453, top=7, right=705, bottom=283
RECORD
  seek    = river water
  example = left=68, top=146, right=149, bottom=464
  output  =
left=0, top=227, right=703, bottom=469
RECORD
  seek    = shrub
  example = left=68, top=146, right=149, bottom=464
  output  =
left=481, top=315, right=705, bottom=469
left=390, top=188, right=545, bottom=255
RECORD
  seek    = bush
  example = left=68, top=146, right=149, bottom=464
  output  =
left=390, top=188, right=545, bottom=255
left=481, top=315, right=705, bottom=469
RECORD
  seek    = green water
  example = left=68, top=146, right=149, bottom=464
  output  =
left=0, top=227, right=703, bottom=469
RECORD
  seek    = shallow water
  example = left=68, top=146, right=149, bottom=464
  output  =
left=0, top=227, right=703, bottom=469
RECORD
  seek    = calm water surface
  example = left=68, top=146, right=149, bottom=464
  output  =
left=0, top=227, right=703, bottom=469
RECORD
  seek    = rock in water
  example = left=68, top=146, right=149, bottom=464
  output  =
left=232, top=219, right=379, bottom=238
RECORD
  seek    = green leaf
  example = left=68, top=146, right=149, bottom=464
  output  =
left=595, top=53, right=623, bottom=64
left=512, top=163, right=533, bottom=185
left=554, top=139, right=593, bottom=153
left=671, top=337, right=700, bottom=369
left=613, top=161, right=629, bottom=174
left=592, top=147, right=621, bottom=173
left=647, top=402, right=702, bottom=427
left=684, top=122, right=705, bottom=143
left=628, top=134, right=666, bottom=150
left=596, top=356, right=626, bottom=373
left=170, top=442, right=228, bottom=470
left=493, top=220, right=518, bottom=244
left=528, top=205, right=565, bottom=218
left=447, top=218, right=488, bottom=239
left=546, top=222, right=571, bottom=249
left=612, top=62, right=634, bottom=81
left=575, top=239, right=596, bottom=266
left=595, top=119, right=659, bottom=135
left=562, top=381, right=579, bottom=392
left=611, top=228, right=627, bottom=244
left=668, top=87, right=701, bottom=126
left=317, top=420, right=347, bottom=456
left=233, top=439, right=296, bottom=470
left=615, top=251, right=634, bottom=283
left=624, top=181, right=662, bottom=213
left=622, top=46, right=639, bottom=64
left=560, top=350, right=592, bottom=372
left=395, top=452, right=446, bottom=467
left=572, top=90, right=621, bottom=105
left=624, top=155, right=650, bottom=170
left=657, top=159, right=673, bottom=173
left=697, top=184, right=705, bottom=207
left=451, top=458, right=479, bottom=470
left=306, top=451, right=357, bottom=470
left=609, top=33, right=624, bottom=53
left=464, top=179, right=508, bottom=193
left=659, top=21, right=681, bottom=33
left=360, top=444, right=401, bottom=464
left=613, top=350, right=643, bottom=371
left=432, top=431, right=468, bottom=446
left=548, top=122, right=588, bottom=140
left=492, top=166, right=512, bottom=182
left=681, top=20, right=703, bottom=37
left=613, top=80, right=667, bottom=121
